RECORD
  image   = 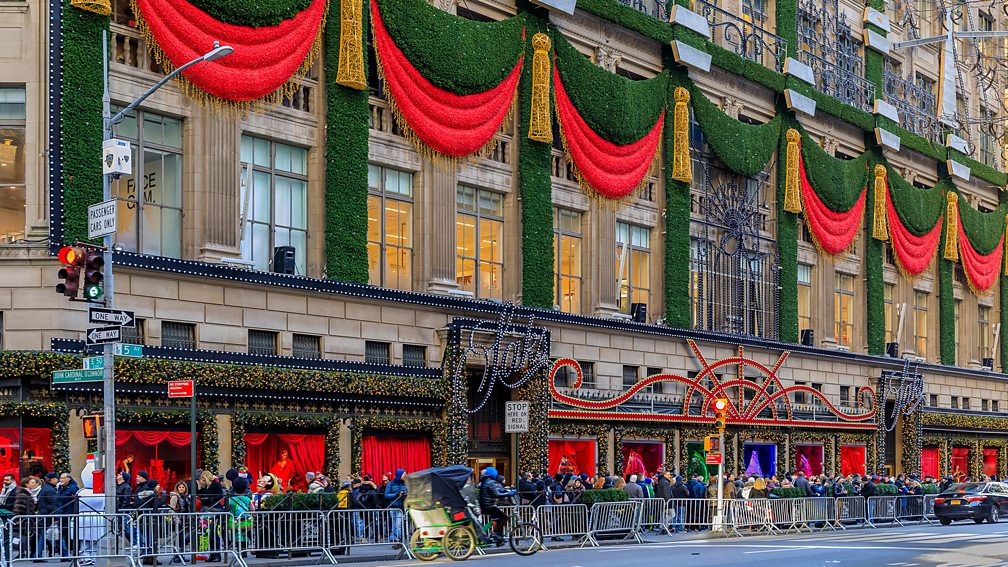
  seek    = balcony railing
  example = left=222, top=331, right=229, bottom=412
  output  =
left=882, top=62, right=941, bottom=143
left=797, top=0, right=875, bottom=112
left=798, top=53, right=876, bottom=112
left=615, top=0, right=672, bottom=21
left=693, top=0, right=787, bottom=72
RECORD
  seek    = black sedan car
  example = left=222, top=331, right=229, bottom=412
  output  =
left=934, top=482, right=1008, bottom=525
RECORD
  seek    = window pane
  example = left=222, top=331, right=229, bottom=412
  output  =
left=113, top=107, right=138, bottom=140
left=274, top=177, right=292, bottom=228
left=160, top=208, right=182, bottom=258
left=291, top=229, right=307, bottom=274
left=456, top=214, right=475, bottom=258
left=252, top=171, right=271, bottom=223
left=290, top=179, right=307, bottom=229
left=291, top=146, right=307, bottom=175
left=397, top=170, right=413, bottom=197
left=367, top=241, right=381, bottom=285
left=0, top=88, right=26, bottom=119
left=162, top=116, right=182, bottom=149
left=480, top=218, right=502, bottom=263
left=368, top=164, right=381, bottom=190
left=251, top=222, right=270, bottom=271
left=0, top=130, right=25, bottom=184
left=479, top=190, right=503, bottom=216
left=0, top=128, right=26, bottom=242
left=367, top=195, right=382, bottom=244
left=456, top=185, right=476, bottom=212
left=253, top=137, right=270, bottom=168
left=275, top=143, right=292, bottom=173
left=159, top=152, right=182, bottom=208
left=240, top=135, right=253, bottom=164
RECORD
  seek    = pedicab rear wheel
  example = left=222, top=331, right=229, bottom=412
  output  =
left=508, top=521, right=541, bottom=556
left=442, top=525, right=476, bottom=561
left=409, top=529, right=440, bottom=561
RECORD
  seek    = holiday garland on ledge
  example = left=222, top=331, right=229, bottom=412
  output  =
left=130, top=0, right=328, bottom=110
left=551, top=35, right=666, bottom=202
left=950, top=196, right=1007, bottom=293
left=689, top=83, right=782, bottom=177
left=370, top=0, right=525, bottom=164
left=880, top=168, right=945, bottom=277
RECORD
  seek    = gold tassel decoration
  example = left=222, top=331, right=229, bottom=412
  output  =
left=71, top=0, right=111, bottom=16
left=336, top=0, right=366, bottom=90
left=671, top=87, right=692, bottom=182
left=784, top=128, right=802, bottom=214
left=528, top=33, right=553, bottom=143
left=872, top=164, right=889, bottom=241
left=944, top=191, right=959, bottom=262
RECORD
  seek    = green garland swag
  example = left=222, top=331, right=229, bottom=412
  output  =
left=776, top=109, right=799, bottom=343
left=350, top=416, right=447, bottom=472
left=231, top=412, right=340, bottom=475
left=61, top=0, right=107, bottom=245
left=116, top=407, right=219, bottom=474
left=575, top=0, right=674, bottom=44
left=865, top=151, right=885, bottom=355
left=886, top=167, right=947, bottom=236
left=956, top=197, right=1007, bottom=256
left=798, top=125, right=869, bottom=213
left=375, top=0, right=525, bottom=95
left=552, top=35, right=668, bottom=145
left=324, top=0, right=370, bottom=283
left=189, top=0, right=311, bottom=27
left=689, top=83, right=782, bottom=177
left=663, top=60, right=692, bottom=328
left=0, top=351, right=78, bottom=379
left=938, top=210, right=955, bottom=365
left=518, top=7, right=554, bottom=309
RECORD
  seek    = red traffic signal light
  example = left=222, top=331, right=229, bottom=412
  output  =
left=56, top=246, right=86, bottom=298
left=712, top=398, right=730, bottom=432
left=83, top=250, right=105, bottom=301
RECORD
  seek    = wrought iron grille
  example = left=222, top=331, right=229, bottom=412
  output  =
left=796, top=0, right=875, bottom=111
left=161, top=321, right=196, bottom=350
left=882, top=61, right=942, bottom=142
left=690, top=159, right=779, bottom=340
left=616, top=0, right=672, bottom=20
left=694, top=0, right=787, bottom=71
left=248, top=329, right=278, bottom=356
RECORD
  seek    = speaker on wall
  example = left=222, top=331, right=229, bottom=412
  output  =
left=800, top=329, right=814, bottom=346
left=630, top=302, right=647, bottom=323
left=886, top=342, right=899, bottom=358
left=272, top=246, right=296, bottom=275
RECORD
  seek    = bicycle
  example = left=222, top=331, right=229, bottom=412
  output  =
left=409, top=502, right=541, bottom=561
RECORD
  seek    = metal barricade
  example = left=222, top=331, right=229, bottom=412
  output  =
left=728, top=498, right=778, bottom=536
left=798, top=497, right=837, bottom=532
left=135, top=510, right=244, bottom=567
left=636, top=498, right=673, bottom=536
left=330, top=508, right=410, bottom=559
left=867, top=495, right=902, bottom=527
left=666, top=498, right=718, bottom=533
left=238, top=509, right=334, bottom=564
left=7, top=512, right=137, bottom=566
left=585, top=501, right=642, bottom=546
left=497, top=504, right=537, bottom=536
left=923, top=494, right=938, bottom=523
left=765, top=498, right=797, bottom=533
left=834, top=496, right=866, bottom=527
left=537, top=504, right=590, bottom=546
left=894, top=495, right=931, bottom=525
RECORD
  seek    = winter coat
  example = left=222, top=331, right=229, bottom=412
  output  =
left=36, top=483, right=59, bottom=515
left=358, top=481, right=381, bottom=508
left=136, top=488, right=161, bottom=512
left=859, top=482, right=876, bottom=498
left=384, top=476, right=407, bottom=509
left=670, top=481, right=690, bottom=499
left=655, top=476, right=672, bottom=500
left=518, top=478, right=537, bottom=504
left=198, top=479, right=225, bottom=511
left=478, top=475, right=514, bottom=510
left=116, top=481, right=133, bottom=510
left=57, top=479, right=80, bottom=514
left=624, top=482, right=644, bottom=499
left=169, top=491, right=191, bottom=513
left=808, top=483, right=825, bottom=497
left=307, top=480, right=325, bottom=494
left=10, top=487, right=34, bottom=516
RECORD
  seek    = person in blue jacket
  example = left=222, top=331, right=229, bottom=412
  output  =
left=384, top=469, right=407, bottom=542
left=37, top=473, right=64, bottom=558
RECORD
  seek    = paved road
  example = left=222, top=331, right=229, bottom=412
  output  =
left=366, top=521, right=1008, bottom=567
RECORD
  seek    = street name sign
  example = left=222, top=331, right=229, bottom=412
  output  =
left=113, top=343, right=143, bottom=358
left=504, top=401, right=530, bottom=433
left=87, top=199, right=117, bottom=239
left=86, top=326, right=121, bottom=345
left=53, top=369, right=104, bottom=384
left=83, top=356, right=104, bottom=370
left=168, top=380, right=194, bottom=398
left=89, top=307, right=135, bottom=328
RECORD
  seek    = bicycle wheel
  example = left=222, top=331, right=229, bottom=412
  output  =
left=442, top=525, right=476, bottom=561
left=408, top=529, right=440, bottom=561
left=508, top=521, right=541, bottom=556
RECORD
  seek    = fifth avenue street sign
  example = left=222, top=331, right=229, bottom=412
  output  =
left=86, top=326, right=121, bottom=345
left=89, top=307, right=135, bottom=327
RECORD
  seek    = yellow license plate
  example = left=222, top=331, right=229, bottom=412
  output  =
left=951, top=500, right=961, bottom=505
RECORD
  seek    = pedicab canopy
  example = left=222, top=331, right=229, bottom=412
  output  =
left=404, top=465, right=475, bottom=511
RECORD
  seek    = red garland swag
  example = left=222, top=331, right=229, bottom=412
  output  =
left=957, top=219, right=1004, bottom=292
left=799, top=155, right=866, bottom=255
left=371, top=1, right=523, bottom=157
left=885, top=183, right=942, bottom=276
left=553, top=67, right=664, bottom=200
left=134, top=0, right=326, bottom=101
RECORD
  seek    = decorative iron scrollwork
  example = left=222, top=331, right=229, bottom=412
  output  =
left=796, top=0, right=875, bottom=111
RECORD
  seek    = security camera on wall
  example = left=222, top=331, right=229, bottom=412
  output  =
left=530, top=0, right=576, bottom=14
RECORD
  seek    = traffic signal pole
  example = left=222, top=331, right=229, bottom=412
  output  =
left=715, top=429, right=724, bottom=532
left=100, top=31, right=118, bottom=510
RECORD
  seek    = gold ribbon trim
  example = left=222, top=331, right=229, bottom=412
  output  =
left=670, top=87, right=692, bottom=183
left=336, top=0, right=367, bottom=90
left=783, top=129, right=802, bottom=214
left=872, top=164, right=889, bottom=241
left=528, top=33, right=553, bottom=143
left=71, top=0, right=111, bottom=16
left=944, top=191, right=959, bottom=262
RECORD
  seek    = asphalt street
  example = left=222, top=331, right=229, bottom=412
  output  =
left=367, top=521, right=1008, bottom=567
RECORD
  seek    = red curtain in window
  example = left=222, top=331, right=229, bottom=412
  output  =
left=547, top=440, right=595, bottom=477
left=621, top=442, right=662, bottom=478
left=840, top=445, right=866, bottom=477
left=116, top=430, right=192, bottom=447
left=361, top=435, right=431, bottom=481
left=795, top=445, right=824, bottom=476
left=983, top=448, right=998, bottom=478
left=951, top=447, right=969, bottom=480
left=921, top=447, right=940, bottom=479
left=245, top=433, right=325, bottom=492
left=116, top=429, right=198, bottom=490
left=0, top=428, right=53, bottom=481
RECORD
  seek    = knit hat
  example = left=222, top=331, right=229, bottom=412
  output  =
left=644, top=477, right=652, bottom=484
left=579, top=473, right=589, bottom=482
left=45, top=472, right=58, bottom=480
left=232, top=477, right=248, bottom=495
left=146, top=479, right=159, bottom=490
left=136, top=470, right=149, bottom=481
left=225, top=468, right=238, bottom=482
left=120, top=472, right=131, bottom=483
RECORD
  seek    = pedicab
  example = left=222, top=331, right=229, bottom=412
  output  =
left=404, top=465, right=541, bottom=561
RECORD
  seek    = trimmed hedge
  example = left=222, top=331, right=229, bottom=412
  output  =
left=579, top=488, right=629, bottom=506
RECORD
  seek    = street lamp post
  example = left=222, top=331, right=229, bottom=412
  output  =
left=99, top=31, right=232, bottom=509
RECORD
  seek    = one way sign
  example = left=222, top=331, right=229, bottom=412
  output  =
left=88, top=307, right=135, bottom=328
left=86, top=326, right=122, bottom=345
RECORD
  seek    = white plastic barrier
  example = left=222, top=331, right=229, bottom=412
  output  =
left=637, top=498, right=673, bottom=536
left=867, top=496, right=902, bottom=527
left=586, top=501, right=642, bottom=546
left=135, top=510, right=244, bottom=567
left=666, top=498, right=718, bottom=532
left=834, top=496, right=867, bottom=526
left=239, top=509, right=334, bottom=564
left=7, top=512, right=136, bottom=566
left=537, top=504, right=590, bottom=546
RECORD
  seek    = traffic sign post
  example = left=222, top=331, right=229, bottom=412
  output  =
left=168, top=379, right=197, bottom=510
left=168, top=380, right=194, bottom=398
left=87, top=200, right=117, bottom=239
left=89, top=307, right=134, bottom=327
left=86, top=326, right=122, bottom=345
left=504, top=401, right=530, bottom=433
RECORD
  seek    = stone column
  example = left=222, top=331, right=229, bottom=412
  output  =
left=422, top=160, right=460, bottom=294
left=194, top=108, right=241, bottom=262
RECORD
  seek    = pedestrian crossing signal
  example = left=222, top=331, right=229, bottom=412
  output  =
left=82, top=414, right=103, bottom=440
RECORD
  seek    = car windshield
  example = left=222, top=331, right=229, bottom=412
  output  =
left=940, top=483, right=982, bottom=495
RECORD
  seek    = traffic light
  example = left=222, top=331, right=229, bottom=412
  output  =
left=81, top=414, right=103, bottom=440
left=712, top=398, right=730, bottom=433
left=83, top=250, right=105, bottom=301
left=56, top=246, right=86, bottom=298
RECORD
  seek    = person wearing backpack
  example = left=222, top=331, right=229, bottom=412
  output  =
left=228, top=478, right=253, bottom=546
